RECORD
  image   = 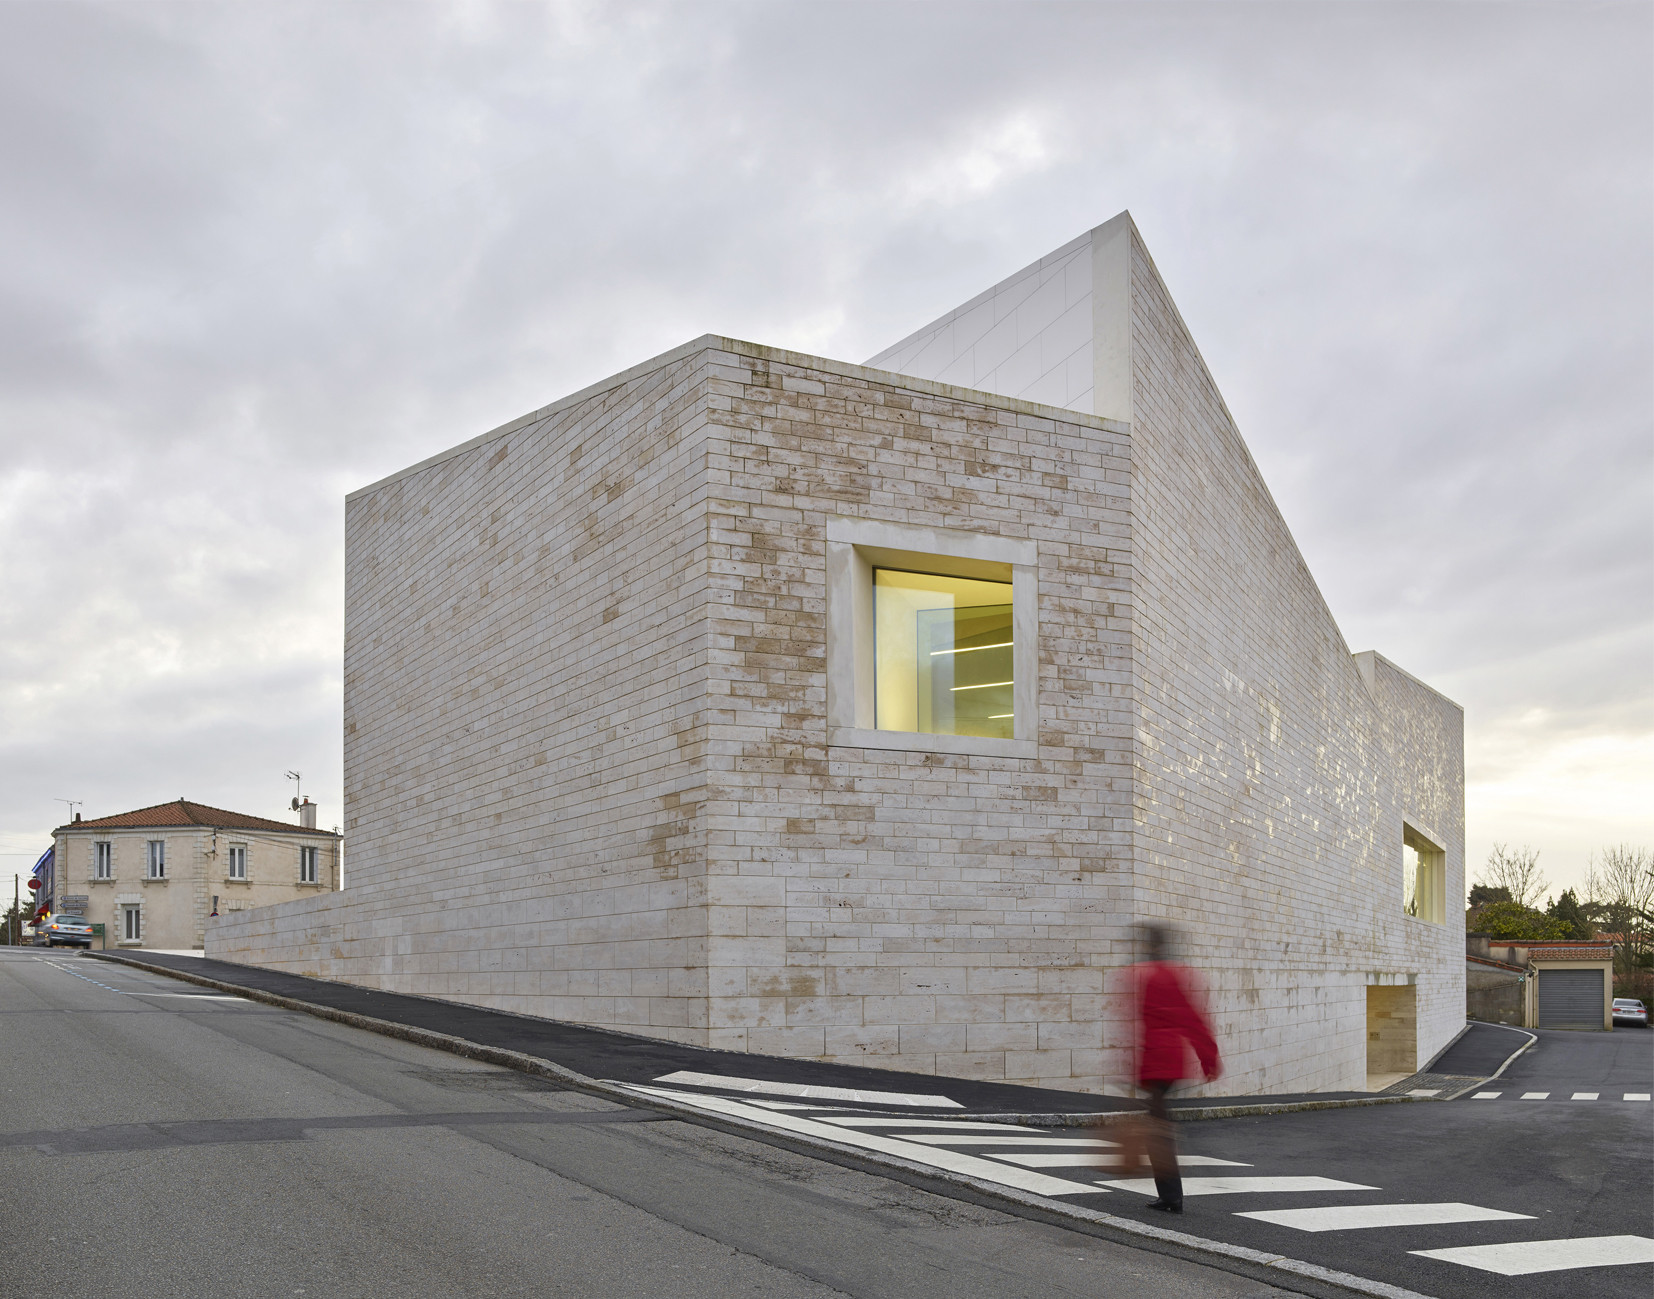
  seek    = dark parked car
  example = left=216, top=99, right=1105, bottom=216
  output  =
left=39, top=915, right=94, bottom=948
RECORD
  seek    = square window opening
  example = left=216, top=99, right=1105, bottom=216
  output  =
left=874, top=568, right=1013, bottom=740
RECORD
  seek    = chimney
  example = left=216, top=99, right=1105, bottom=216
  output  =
left=73, top=812, right=81, bottom=822
left=298, top=797, right=317, bottom=830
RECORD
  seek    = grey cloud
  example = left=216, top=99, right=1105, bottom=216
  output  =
left=1, top=0, right=1648, bottom=897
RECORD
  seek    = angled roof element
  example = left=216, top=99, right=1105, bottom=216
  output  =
left=865, top=211, right=1138, bottom=423
left=53, top=799, right=337, bottom=837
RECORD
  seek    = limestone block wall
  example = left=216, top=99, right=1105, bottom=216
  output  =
left=696, top=342, right=1137, bottom=1088
left=1123, top=226, right=1464, bottom=1094
left=212, top=346, right=719, bottom=1039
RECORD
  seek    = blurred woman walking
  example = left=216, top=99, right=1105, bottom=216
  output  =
left=1131, top=925, right=1221, bottom=1213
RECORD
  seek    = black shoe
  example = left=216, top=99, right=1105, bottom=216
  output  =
left=1145, top=1198, right=1183, bottom=1213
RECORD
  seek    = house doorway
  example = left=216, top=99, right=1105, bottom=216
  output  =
left=1366, top=983, right=1417, bottom=1091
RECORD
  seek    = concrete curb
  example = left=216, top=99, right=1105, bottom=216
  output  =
left=1483, top=1025, right=1539, bottom=1080
left=84, top=951, right=1439, bottom=1299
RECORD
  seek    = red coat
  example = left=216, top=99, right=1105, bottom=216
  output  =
left=1135, top=960, right=1221, bottom=1085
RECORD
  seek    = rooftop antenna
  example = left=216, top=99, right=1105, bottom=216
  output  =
left=286, top=770, right=303, bottom=813
left=55, top=798, right=82, bottom=824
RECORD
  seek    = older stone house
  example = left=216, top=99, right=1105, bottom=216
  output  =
left=51, top=799, right=341, bottom=950
left=210, top=213, right=1464, bottom=1096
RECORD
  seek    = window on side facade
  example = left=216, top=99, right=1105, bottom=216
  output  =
left=299, top=845, right=318, bottom=884
left=94, top=841, right=112, bottom=880
left=825, top=517, right=1037, bottom=757
left=121, top=904, right=141, bottom=942
left=1403, top=823, right=1446, bottom=924
left=146, top=840, right=166, bottom=880
left=228, top=844, right=247, bottom=880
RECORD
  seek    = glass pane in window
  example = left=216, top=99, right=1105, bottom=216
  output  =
left=874, top=569, right=1013, bottom=739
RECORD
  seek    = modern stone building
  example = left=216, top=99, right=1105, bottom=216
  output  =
left=49, top=799, right=342, bottom=950
left=211, top=213, right=1465, bottom=1096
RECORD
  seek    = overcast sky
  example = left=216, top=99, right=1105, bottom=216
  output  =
left=1, top=0, right=1649, bottom=909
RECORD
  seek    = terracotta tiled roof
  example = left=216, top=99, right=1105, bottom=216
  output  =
left=1467, top=953, right=1525, bottom=973
left=1524, top=942, right=1613, bottom=960
left=53, top=799, right=339, bottom=837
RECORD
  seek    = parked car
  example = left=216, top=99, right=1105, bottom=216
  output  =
left=39, top=915, right=94, bottom=948
left=1611, top=998, right=1648, bottom=1028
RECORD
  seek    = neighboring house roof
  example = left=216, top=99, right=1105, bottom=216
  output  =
left=53, top=799, right=340, bottom=838
left=1467, top=954, right=1526, bottom=973
left=1523, top=943, right=1614, bottom=961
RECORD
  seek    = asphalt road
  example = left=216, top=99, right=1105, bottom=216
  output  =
left=0, top=950, right=1287, bottom=1299
left=1146, top=1025, right=1654, bottom=1299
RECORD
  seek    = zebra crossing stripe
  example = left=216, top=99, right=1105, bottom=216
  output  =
left=1571, top=1092, right=1598, bottom=1100
left=1099, top=1176, right=1377, bottom=1197
left=1472, top=1091, right=1501, bottom=1099
left=1236, top=1202, right=1533, bottom=1232
left=995, top=1152, right=1250, bottom=1169
left=617, top=1083, right=1102, bottom=1197
left=1411, top=1235, right=1654, bottom=1275
left=1626, top=1093, right=1651, bottom=1101
left=1520, top=1092, right=1549, bottom=1099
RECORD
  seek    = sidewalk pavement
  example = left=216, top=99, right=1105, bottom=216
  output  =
left=85, top=950, right=1409, bottom=1121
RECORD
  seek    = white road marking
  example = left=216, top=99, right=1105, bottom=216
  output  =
left=1100, top=1176, right=1378, bottom=1197
left=1472, top=1092, right=1502, bottom=1099
left=37, top=961, right=243, bottom=1000
left=997, top=1153, right=1251, bottom=1169
left=1411, top=1235, right=1654, bottom=1275
left=1406, top=1089, right=1440, bottom=1097
left=896, top=1134, right=1115, bottom=1147
left=736, top=1098, right=909, bottom=1114
left=1237, top=1202, right=1533, bottom=1232
left=1626, top=1093, right=1651, bottom=1101
left=618, top=1084, right=1103, bottom=1196
left=813, top=1117, right=1042, bottom=1132
left=129, top=993, right=246, bottom=999
left=1571, top=1092, right=1599, bottom=1100
left=1520, top=1092, right=1549, bottom=1100
left=652, top=1070, right=963, bottom=1109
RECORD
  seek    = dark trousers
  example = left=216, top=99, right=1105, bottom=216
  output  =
left=1143, top=1080, right=1181, bottom=1206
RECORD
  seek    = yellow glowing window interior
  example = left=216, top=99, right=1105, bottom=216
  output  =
left=874, top=568, right=1013, bottom=739
left=1403, top=825, right=1445, bottom=924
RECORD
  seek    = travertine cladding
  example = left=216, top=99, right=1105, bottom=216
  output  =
left=697, top=351, right=1135, bottom=1081
left=1119, top=226, right=1463, bottom=1094
left=213, top=222, right=1464, bottom=1096
left=213, top=342, right=1140, bottom=1084
left=218, top=351, right=719, bottom=1037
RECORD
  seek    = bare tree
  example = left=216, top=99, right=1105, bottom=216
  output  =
left=1477, top=844, right=1547, bottom=909
left=1584, top=845, right=1654, bottom=978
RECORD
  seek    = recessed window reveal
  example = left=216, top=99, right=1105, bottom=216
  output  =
left=874, top=569, right=1013, bottom=739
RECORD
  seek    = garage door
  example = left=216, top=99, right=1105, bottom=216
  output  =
left=1537, top=969, right=1604, bottom=1030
